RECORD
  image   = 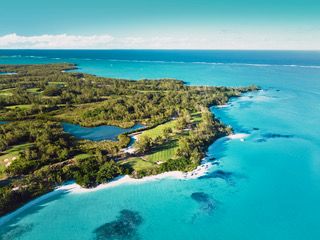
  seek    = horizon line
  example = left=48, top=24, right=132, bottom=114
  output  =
left=0, top=49, right=319, bottom=52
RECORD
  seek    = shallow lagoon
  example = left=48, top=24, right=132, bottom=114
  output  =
left=0, top=51, right=320, bottom=240
left=62, top=122, right=143, bottom=141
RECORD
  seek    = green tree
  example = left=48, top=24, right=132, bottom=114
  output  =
left=163, top=127, right=172, bottom=139
left=134, top=135, right=152, bottom=153
left=75, top=157, right=100, bottom=187
left=96, top=160, right=123, bottom=183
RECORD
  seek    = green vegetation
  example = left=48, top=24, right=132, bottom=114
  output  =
left=138, top=120, right=177, bottom=140
left=0, top=63, right=258, bottom=216
left=0, top=88, right=14, bottom=97
left=0, top=143, right=31, bottom=179
left=5, top=104, right=33, bottom=110
left=26, top=87, right=42, bottom=93
left=146, top=140, right=178, bottom=163
left=130, top=107, right=232, bottom=178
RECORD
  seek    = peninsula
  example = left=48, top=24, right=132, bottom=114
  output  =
left=0, top=63, right=257, bottom=216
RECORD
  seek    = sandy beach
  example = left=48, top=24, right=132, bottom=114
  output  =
left=0, top=132, right=246, bottom=226
left=61, top=160, right=213, bottom=194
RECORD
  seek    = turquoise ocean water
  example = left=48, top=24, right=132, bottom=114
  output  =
left=0, top=50, right=320, bottom=240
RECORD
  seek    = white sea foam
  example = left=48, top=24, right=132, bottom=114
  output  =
left=27, top=56, right=45, bottom=59
left=102, top=59, right=320, bottom=69
left=239, top=95, right=271, bottom=102
left=215, top=104, right=229, bottom=108
left=227, top=133, right=250, bottom=141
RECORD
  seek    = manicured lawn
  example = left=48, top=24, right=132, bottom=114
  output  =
left=6, top=104, right=33, bottom=110
left=121, top=157, right=156, bottom=171
left=26, top=88, right=42, bottom=93
left=138, top=112, right=201, bottom=141
left=0, top=143, right=32, bottom=162
left=145, top=140, right=178, bottom=163
left=0, top=88, right=14, bottom=96
left=191, top=112, right=202, bottom=123
left=138, top=120, right=177, bottom=140
left=48, top=81, right=67, bottom=86
left=132, top=112, right=202, bottom=168
left=0, top=143, right=32, bottom=179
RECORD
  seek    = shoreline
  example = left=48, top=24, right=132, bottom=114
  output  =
left=0, top=157, right=212, bottom=226
left=0, top=185, right=71, bottom=226
left=63, top=160, right=213, bottom=194
left=0, top=132, right=249, bottom=226
left=59, top=133, right=250, bottom=195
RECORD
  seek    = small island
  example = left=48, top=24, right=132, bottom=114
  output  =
left=0, top=63, right=257, bottom=216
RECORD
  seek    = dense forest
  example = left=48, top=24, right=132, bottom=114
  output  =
left=0, top=63, right=258, bottom=216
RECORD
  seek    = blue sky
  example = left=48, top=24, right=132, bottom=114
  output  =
left=0, top=0, right=319, bottom=49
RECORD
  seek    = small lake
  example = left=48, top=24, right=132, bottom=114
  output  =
left=0, top=121, right=7, bottom=124
left=0, top=72, right=17, bottom=75
left=62, top=122, right=143, bottom=141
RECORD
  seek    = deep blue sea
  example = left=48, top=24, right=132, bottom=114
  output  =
left=0, top=50, right=320, bottom=240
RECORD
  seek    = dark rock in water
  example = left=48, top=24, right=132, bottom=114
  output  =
left=199, top=170, right=237, bottom=186
left=208, top=156, right=217, bottom=162
left=191, top=192, right=210, bottom=203
left=207, top=157, right=220, bottom=166
left=255, top=133, right=295, bottom=143
left=0, top=224, right=33, bottom=240
left=211, top=170, right=233, bottom=179
left=200, top=170, right=232, bottom=180
left=191, top=192, right=217, bottom=216
left=253, top=127, right=259, bottom=131
left=255, top=138, right=267, bottom=143
left=262, top=133, right=294, bottom=139
left=255, top=133, right=294, bottom=143
left=94, top=209, right=143, bottom=240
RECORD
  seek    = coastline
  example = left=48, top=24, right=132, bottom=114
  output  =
left=59, top=133, right=250, bottom=195
left=0, top=185, right=70, bottom=226
left=0, top=65, right=257, bottom=221
left=63, top=160, right=212, bottom=194
left=0, top=132, right=249, bottom=226
left=0, top=159, right=211, bottom=226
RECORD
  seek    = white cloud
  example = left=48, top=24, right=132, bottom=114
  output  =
left=0, top=32, right=319, bottom=50
left=0, top=33, right=209, bottom=49
left=0, top=33, right=114, bottom=49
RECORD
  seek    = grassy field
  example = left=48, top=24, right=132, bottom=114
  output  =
left=145, top=140, right=178, bottom=163
left=122, top=140, right=178, bottom=172
left=48, top=81, right=67, bottom=86
left=121, top=157, right=156, bottom=171
left=26, top=88, right=42, bottom=94
left=138, top=112, right=201, bottom=140
left=0, top=88, right=14, bottom=96
left=138, top=120, right=177, bottom=140
left=0, top=143, right=32, bottom=179
left=6, top=104, right=33, bottom=110
left=129, top=112, right=202, bottom=171
left=191, top=112, right=202, bottom=123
